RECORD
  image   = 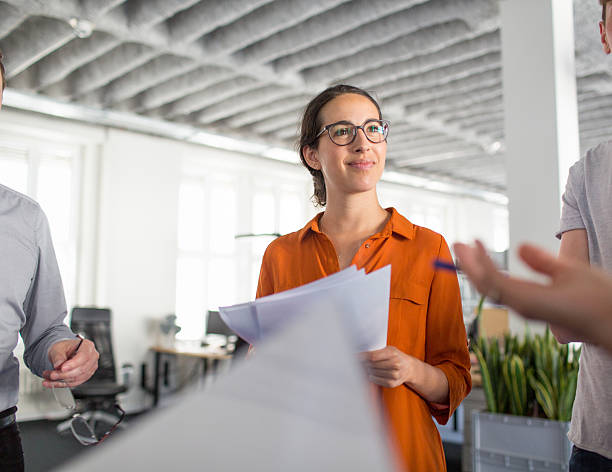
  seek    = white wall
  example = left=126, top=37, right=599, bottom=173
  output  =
left=96, top=129, right=182, bottom=410
left=378, top=179, right=508, bottom=252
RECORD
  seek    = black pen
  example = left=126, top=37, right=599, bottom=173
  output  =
left=70, top=334, right=84, bottom=359
left=54, top=335, right=84, bottom=375
left=433, top=259, right=460, bottom=272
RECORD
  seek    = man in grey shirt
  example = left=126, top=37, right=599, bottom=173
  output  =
left=0, top=50, right=99, bottom=471
left=554, top=2, right=612, bottom=470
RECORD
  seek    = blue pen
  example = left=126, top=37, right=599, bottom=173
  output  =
left=433, top=259, right=460, bottom=272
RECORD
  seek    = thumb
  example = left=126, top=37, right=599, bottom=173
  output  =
left=49, top=345, right=68, bottom=369
left=518, top=243, right=563, bottom=277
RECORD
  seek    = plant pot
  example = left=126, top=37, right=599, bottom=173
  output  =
left=472, top=410, right=572, bottom=471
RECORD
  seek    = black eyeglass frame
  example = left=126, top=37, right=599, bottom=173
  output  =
left=84, top=404, right=126, bottom=446
left=53, top=380, right=126, bottom=446
left=313, top=119, right=390, bottom=146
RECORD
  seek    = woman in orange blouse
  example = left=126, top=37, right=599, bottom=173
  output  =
left=256, top=84, right=471, bottom=471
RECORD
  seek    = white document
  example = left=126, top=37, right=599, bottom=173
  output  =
left=219, top=265, right=390, bottom=351
left=217, top=302, right=259, bottom=344
left=61, top=300, right=395, bottom=472
left=256, top=265, right=362, bottom=302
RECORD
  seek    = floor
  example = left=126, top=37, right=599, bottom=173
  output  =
left=18, top=415, right=463, bottom=471
left=18, top=415, right=134, bottom=471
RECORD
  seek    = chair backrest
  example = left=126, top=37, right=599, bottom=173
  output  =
left=70, top=307, right=117, bottom=383
left=206, top=310, right=234, bottom=337
left=206, top=310, right=248, bottom=356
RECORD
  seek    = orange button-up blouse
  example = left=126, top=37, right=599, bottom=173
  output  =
left=256, top=208, right=471, bottom=471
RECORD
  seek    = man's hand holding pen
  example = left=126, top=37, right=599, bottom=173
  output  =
left=43, top=335, right=99, bottom=388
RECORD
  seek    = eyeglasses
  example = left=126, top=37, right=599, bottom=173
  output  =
left=314, top=119, right=390, bottom=146
left=52, top=381, right=125, bottom=446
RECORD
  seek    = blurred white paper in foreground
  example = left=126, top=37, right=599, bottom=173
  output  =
left=219, top=265, right=390, bottom=351
left=59, top=298, right=396, bottom=472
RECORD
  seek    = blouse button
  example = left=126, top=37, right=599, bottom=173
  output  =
left=365, top=243, right=370, bottom=248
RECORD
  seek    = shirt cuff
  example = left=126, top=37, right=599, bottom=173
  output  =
left=555, top=218, right=586, bottom=240
left=428, top=362, right=471, bottom=425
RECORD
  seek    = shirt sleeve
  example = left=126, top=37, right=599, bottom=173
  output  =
left=256, top=244, right=276, bottom=299
left=556, top=159, right=586, bottom=239
left=424, top=236, right=472, bottom=424
left=20, top=206, right=75, bottom=377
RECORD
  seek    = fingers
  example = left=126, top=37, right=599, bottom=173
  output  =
left=453, top=240, right=500, bottom=295
left=453, top=241, right=485, bottom=279
left=366, top=365, right=402, bottom=378
left=58, top=339, right=98, bottom=372
left=518, top=244, right=565, bottom=277
left=361, top=347, right=410, bottom=389
left=42, top=379, right=78, bottom=389
left=42, top=359, right=98, bottom=388
left=366, top=365, right=406, bottom=388
left=473, top=240, right=499, bottom=273
left=51, top=349, right=70, bottom=369
left=367, top=374, right=402, bottom=389
left=44, top=339, right=99, bottom=387
left=360, top=346, right=396, bottom=363
left=58, top=357, right=99, bottom=385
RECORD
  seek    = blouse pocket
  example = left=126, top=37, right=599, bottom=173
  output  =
left=390, top=280, right=429, bottom=305
left=388, top=280, right=430, bottom=356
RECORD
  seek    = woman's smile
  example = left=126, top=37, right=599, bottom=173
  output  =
left=347, top=159, right=376, bottom=170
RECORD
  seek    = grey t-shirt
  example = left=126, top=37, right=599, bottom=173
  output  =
left=557, top=141, right=612, bottom=459
left=0, top=183, right=74, bottom=413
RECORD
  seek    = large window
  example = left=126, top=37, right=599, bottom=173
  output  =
left=175, top=176, right=239, bottom=339
left=175, top=161, right=311, bottom=340
left=378, top=182, right=508, bottom=252
left=0, top=137, right=80, bottom=308
left=249, top=184, right=306, bottom=296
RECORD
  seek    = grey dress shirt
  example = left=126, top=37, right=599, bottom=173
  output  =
left=0, top=183, right=74, bottom=412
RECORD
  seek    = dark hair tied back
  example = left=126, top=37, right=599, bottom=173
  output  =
left=0, top=49, right=5, bottom=91
left=297, top=84, right=382, bottom=207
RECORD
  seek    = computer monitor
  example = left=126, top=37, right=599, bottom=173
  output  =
left=205, top=310, right=233, bottom=337
left=204, top=310, right=248, bottom=356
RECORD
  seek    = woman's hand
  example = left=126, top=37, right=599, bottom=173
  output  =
left=360, top=346, right=415, bottom=388
left=361, top=346, right=450, bottom=403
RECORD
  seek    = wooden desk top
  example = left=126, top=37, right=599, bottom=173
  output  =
left=150, top=343, right=232, bottom=360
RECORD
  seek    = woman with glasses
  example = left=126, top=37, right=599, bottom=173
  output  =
left=256, top=84, right=470, bottom=471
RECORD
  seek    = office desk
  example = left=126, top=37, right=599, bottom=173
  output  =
left=148, top=343, right=232, bottom=407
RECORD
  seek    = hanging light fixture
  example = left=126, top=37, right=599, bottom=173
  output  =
left=68, top=17, right=95, bottom=38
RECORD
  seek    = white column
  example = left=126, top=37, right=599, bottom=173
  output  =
left=500, top=0, right=580, bottom=334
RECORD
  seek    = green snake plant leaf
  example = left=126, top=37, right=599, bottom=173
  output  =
left=502, top=359, right=516, bottom=415
left=533, top=337, right=543, bottom=373
left=503, top=355, right=527, bottom=416
left=512, top=355, right=527, bottom=415
left=559, top=370, right=578, bottom=422
left=536, top=368, right=557, bottom=419
left=473, top=344, right=497, bottom=414
left=529, top=370, right=556, bottom=420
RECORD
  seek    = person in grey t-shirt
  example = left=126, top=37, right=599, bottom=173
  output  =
left=0, top=50, right=99, bottom=471
left=553, top=2, right=612, bottom=469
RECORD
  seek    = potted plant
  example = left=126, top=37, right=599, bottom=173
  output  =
left=471, top=328, right=580, bottom=471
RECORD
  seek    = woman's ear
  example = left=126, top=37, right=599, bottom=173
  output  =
left=302, top=145, right=322, bottom=170
left=601, top=21, right=611, bottom=54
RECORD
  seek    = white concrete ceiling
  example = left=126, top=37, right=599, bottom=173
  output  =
left=0, top=0, right=607, bottom=195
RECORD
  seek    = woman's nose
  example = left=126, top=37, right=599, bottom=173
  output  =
left=352, top=127, right=371, bottom=150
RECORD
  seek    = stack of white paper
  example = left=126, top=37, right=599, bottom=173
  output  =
left=219, top=265, right=391, bottom=352
left=61, top=295, right=395, bottom=472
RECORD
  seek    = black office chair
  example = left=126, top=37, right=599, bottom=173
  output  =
left=57, top=307, right=128, bottom=436
left=204, top=310, right=248, bottom=358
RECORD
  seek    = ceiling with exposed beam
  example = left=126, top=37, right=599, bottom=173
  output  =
left=0, top=0, right=607, bottom=196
